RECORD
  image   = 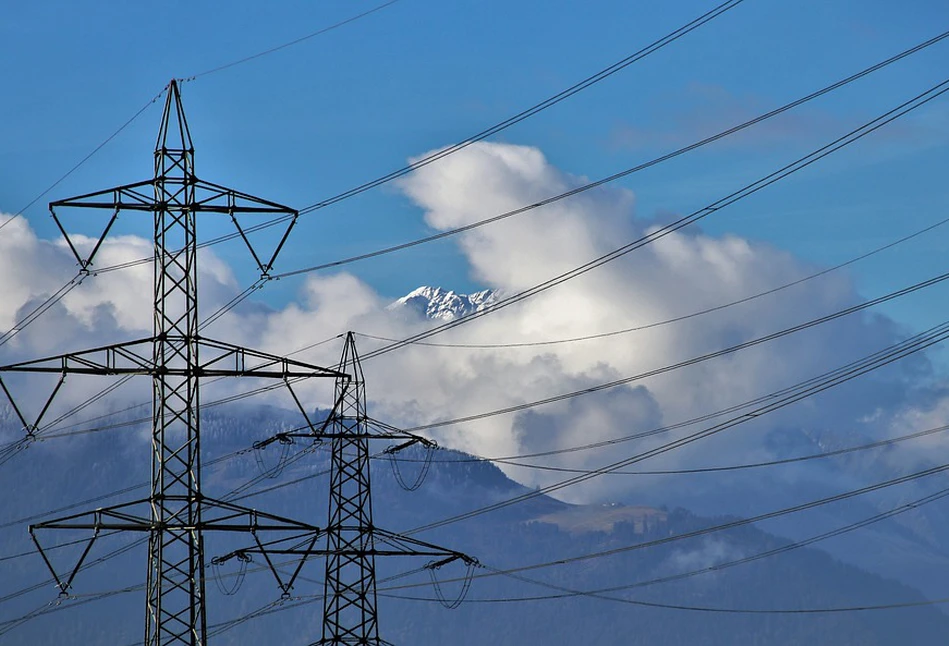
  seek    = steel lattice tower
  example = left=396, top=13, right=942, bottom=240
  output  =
left=234, top=332, right=478, bottom=646
left=0, top=80, right=346, bottom=645
left=148, top=77, right=206, bottom=645
left=321, top=334, right=381, bottom=644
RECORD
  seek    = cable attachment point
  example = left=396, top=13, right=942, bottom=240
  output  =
left=385, top=438, right=437, bottom=492
left=424, top=554, right=479, bottom=609
left=252, top=432, right=294, bottom=479
left=210, top=550, right=251, bottom=596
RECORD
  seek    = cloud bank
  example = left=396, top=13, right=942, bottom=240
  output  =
left=0, top=142, right=943, bottom=505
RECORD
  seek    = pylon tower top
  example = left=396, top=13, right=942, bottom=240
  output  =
left=157, top=80, right=194, bottom=155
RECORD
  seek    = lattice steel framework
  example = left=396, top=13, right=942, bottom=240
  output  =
left=0, top=80, right=346, bottom=646
left=322, top=333, right=381, bottom=644
left=235, top=333, right=478, bottom=646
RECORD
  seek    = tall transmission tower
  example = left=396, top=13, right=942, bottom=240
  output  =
left=223, top=332, right=478, bottom=645
left=0, top=80, right=347, bottom=645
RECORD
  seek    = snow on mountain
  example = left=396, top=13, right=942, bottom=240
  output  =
left=390, top=286, right=499, bottom=321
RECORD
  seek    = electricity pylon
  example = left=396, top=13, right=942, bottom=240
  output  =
left=225, top=332, right=478, bottom=645
left=0, top=79, right=346, bottom=645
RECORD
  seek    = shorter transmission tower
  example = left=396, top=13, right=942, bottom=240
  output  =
left=219, top=332, right=478, bottom=645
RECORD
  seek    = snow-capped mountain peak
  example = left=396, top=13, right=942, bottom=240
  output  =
left=390, top=285, right=499, bottom=321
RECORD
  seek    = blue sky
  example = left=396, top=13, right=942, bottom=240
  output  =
left=2, top=0, right=948, bottom=333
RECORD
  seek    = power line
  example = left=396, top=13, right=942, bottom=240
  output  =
left=360, top=76, right=949, bottom=361
left=350, top=212, right=949, bottom=350
left=46, top=276, right=938, bottom=479
left=388, top=421, right=949, bottom=476
left=402, top=320, right=949, bottom=536
left=8, top=230, right=949, bottom=457
left=393, top=273, right=949, bottom=435
left=35, top=257, right=947, bottom=466
left=79, top=0, right=760, bottom=282
left=5, top=14, right=944, bottom=380
left=32, top=260, right=942, bottom=483
left=146, top=63, right=940, bottom=389
left=0, top=273, right=87, bottom=348
left=3, top=29, right=944, bottom=636
left=191, top=320, right=949, bottom=550
left=29, top=457, right=949, bottom=633
left=9, top=312, right=944, bottom=632
left=182, top=0, right=402, bottom=81
left=467, top=484, right=949, bottom=607
left=8, top=314, right=939, bottom=566
left=258, top=27, right=949, bottom=282
left=388, top=461, right=949, bottom=593
left=385, top=267, right=949, bottom=438
left=453, top=570, right=949, bottom=614
left=112, top=463, right=949, bottom=633
left=294, top=0, right=747, bottom=215
left=64, top=29, right=949, bottom=345
left=59, top=32, right=949, bottom=366
left=0, top=88, right=167, bottom=237
left=5, top=339, right=946, bottom=630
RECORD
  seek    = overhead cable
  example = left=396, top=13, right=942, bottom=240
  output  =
left=360, top=76, right=949, bottom=360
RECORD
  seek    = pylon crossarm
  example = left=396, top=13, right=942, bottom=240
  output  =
left=214, top=529, right=326, bottom=560
left=216, top=525, right=475, bottom=561
left=27, top=497, right=321, bottom=532
left=368, top=416, right=437, bottom=448
left=200, top=498, right=322, bottom=533
left=192, top=177, right=297, bottom=213
left=189, top=178, right=299, bottom=275
left=196, top=337, right=347, bottom=379
left=29, top=497, right=322, bottom=598
left=0, top=337, right=155, bottom=375
left=264, top=418, right=433, bottom=446
left=50, top=179, right=155, bottom=210
left=50, top=180, right=156, bottom=271
left=0, top=336, right=344, bottom=379
left=371, top=528, right=478, bottom=566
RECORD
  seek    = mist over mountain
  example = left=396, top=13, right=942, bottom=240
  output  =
left=2, top=399, right=949, bottom=645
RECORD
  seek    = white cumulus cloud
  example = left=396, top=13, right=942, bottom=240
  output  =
left=0, top=142, right=941, bottom=506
